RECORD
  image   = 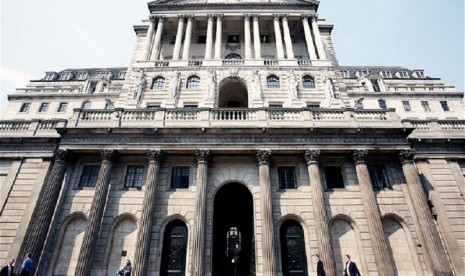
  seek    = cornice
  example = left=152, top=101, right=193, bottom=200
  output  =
left=148, top=2, right=318, bottom=13
left=8, top=93, right=121, bottom=100
left=347, top=91, right=463, bottom=98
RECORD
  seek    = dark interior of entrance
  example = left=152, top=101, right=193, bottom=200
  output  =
left=213, top=183, right=255, bottom=276
left=218, top=78, right=248, bottom=108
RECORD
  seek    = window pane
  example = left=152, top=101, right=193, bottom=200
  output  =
left=124, top=166, right=145, bottom=188
left=152, top=77, right=165, bottom=90
left=19, top=103, right=30, bottom=113
left=267, top=75, right=280, bottom=88
left=187, top=76, right=200, bottom=89
left=369, top=166, right=391, bottom=189
left=440, top=101, right=449, bottom=111
left=302, top=76, right=315, bottom=89
left=402, top=101, right=411, bottom=111
left=324, top=166, right=344, bottom=189
left=79, top=165, right=100, bottom=187
left=171, top=166, right=190, bottom=189
left=278, top=167, right=296, bottom=189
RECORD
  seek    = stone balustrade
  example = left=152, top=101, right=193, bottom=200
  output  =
left=0, top=119, right=67, bottom=137
left=403, top=119, right=465, bottom=139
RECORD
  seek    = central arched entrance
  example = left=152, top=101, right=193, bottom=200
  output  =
left=212, top=183, right=255, bottom=276
left=218, top=78, right=248, bottom=108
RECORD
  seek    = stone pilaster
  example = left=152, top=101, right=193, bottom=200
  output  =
left=132, top=150, right=163, bottom=276
left=252, top=15, right=262, bottom=59
left=244, top=15, right=252, bottom=59
left=310, top=15, right=326, bottom=60
left=352, top=150, right=395, bottom=276
left=75, top=150, right=116, bottom=276
left=214, top=15, right=223, bottom=59
left=399, top=150, right=453, bottom=275
left=304, top=150, right=336, bottom=276
left=273, top=16, right=285, bottom=60
left=16, top=150, right=70, bottom=274
left=142, top=15, right=156, bottom=60
left=182, top=16, right=194, bottom=60
left=150, top=17, right=165, bottom=61
left=281, top=16, right=294, bottom=59
left=172, top=16, right=185, bottom=60
left=191, top=150, right=211, bottom=276
left=205, top=15, right=214, bottom=59
left=301, top=15, right=317, bottom=60
left=256, top=150, right=277, bottom=276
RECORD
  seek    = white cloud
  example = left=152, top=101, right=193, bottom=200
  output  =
left=71, top=23, right=102, bottom=52
left=0, top=64, right=34, bottom=89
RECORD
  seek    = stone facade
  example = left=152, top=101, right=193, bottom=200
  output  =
left=0, top=1, right=464, bottom=276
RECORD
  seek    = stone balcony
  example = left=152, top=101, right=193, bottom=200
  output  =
left=0, top=119, right=67, bottom=137
left=402, top=119, right=465, bottom=139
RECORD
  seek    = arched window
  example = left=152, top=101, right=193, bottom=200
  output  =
left=280, top=220, right=308, bottom=276
left=225, top=53, right=242, bottom=60
left=160, top=220, right=188, bottom=276
left=82, top=101, right=91, bottom=109
left=267, top=75, right=280, bottom=89
left=378, top=99, right=387, bottom=110
left=152, top=76, right=165, bottom=90
left=186, top=75, right=200, bottom=90
left=302, top=75, right=315, bottom=89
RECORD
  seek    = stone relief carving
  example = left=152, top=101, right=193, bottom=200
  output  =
left=322, top=69, right=336, bottom=99
left=134, top=71, right=147, bottom=101
left=304, top=149, right=320, bottom=164
left=195, top=149, right=211, bottom=163
left=352, top=149, right=368, bottom=164
left=256, top=150, right=272, bottom=165
left=170, top=70, right=181, bottom=99
left=207, top=69, right=217, bottom=100
left=147, top=149, right=164, bottom=163
left=253, top=70, right=262, bottom=100
left=288, top=70, right=299, bottom=100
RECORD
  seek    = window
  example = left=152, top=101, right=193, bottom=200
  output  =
left=402, top=101, right=411, bottom=112
left=306, top=103, right=320, bottom=108
left=260, top=35, right=270, bottom=43
left=354, top=101, right=363, bottom=110
left=124, top=166, right=145, bottom=188
left=302, top=75, right=315, bottom=89
left=225, top=53, right=242, bottom=60
left=87, top=80, right=98, bottom=93
left=440, top=101, right=450, bottom=111
left=398, top=71, right=409, bottom=78
left=77, top=72, right=88, bottom=80
left=57, top=102, right=68, bottom=112
left=170, top=166, right=190, bottom=189
left=152, top=76, right=165, bottom=90
left=82, top=101, right=91, bottom=109
left=369, top=165, right=391, bottom=189
left=228, top=35, right=239, bottom=43
left=147, top=104, right=160, bottom=109
left=105, top=101, right=114, bottom=109
left=355, top=70, right=371, bottom=78
left=267, top=75, right=280, bottom=88
left=269, top=104, right=283, bottom=108
left=44, top=73, right=57, bottom=81
left=186, top=76, right=200, bottom=89
left=118, top=71, right=126, bottom=79
left=278, top=166, right=297, bottom=189
left=324, top=166, right=344, bottom=189
left=198, top=35, right=206, bottom=44
left=380, top=71, right=392, bottom=78
left=60, top=72, right=73, bottom=80
left=378, top=99, right=387, bottom=110
left=340, top=70, right=350, bottom=78
left=414, top=71, right=425, bottom=78
left=421, top=101, right=431, bottom=112
left=371, top=79, right=381, bottom=92
left=184, top=104, right=198, bottom=108
left=38, top=102, right=49, bottom=113
left=79, top=165, right=100, bottom=187
left=19, top=103, right=30, bottom=113
left=170, top=36, right=176, bottom=44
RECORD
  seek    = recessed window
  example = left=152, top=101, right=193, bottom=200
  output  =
left=269, top=104, right=283, bottom=108
left=421, top=101, right=431, bottom=112
left=398, top=71, right=409, bottom=78
left=228, top=35, right=239, bottom=43
left=355, top=70, right=371, bottom=78
left=225, top=53, right=242, bottom=60
left=380, top=71, right=392, bottom=78
left=170, top=36, right=176, bottom=44
left=79, top=165, right=100, bottom=187
left=57, top=102, right=68, bottom=113
left=77, top=72, right=88, bottom=80
left=371, top=79, right=381, bottom=92
left=87, top=80, right=98, bottom=94
left=354, top=101, right=363, bottom=110
left=378, top=100, right=387, bottom=110
left=19, top=103, right=31, bottom=113
left=324, top=166, right=344, bottom=189
left=124, top=166, right=145, bottom=188
left=369, top=165, right=391, bottom=190
left=306, top=103, right=320, bottom=108
left=340, top=70, right=350, bottom=78
left=198, top=35, right=206, bottom=44
left=60, top=72, right=73, bottom=81
left=278, top=166, right=297, bottom=189
left=186, top=76, right=200, bottom=90
left=82, top=101, right=91, bottom=109
left=152, top=76, right=165, bottom=90
left=147, top=104, right=160, bottom=109
left=414, top=71, right=425, bottom=78
left=171, top=166, right=190, bottom=189
left=38, top=102, right=49, bottom=113
left=267, top=75, right=280, bottom=89
left=118, top=71, right=126, bottom=79
left=184, top=104, right=198, bottom=108
left=44, top=73, right=57, bottom=81
left=302, top=75, right=315, bottom=89
left=260, top=35, right=270, bottom=43
left=440, top=101, right=450, bottom=111
left=402, top=101, right=411, bottom=112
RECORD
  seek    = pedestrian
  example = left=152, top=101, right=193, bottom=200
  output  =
left=117, top=259, right=132, bottom=276
left=343, top=254, right=361, bottom=276
left=314, top=254, right=325, bottom=276
left=19, top=254, right=33, bottom=276
left=0, top=259, right=15, bottom=276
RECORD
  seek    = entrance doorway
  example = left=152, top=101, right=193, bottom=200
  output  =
left=212, top=183, right=255, bottom=276
left=218, top=78, right=248, bottom=108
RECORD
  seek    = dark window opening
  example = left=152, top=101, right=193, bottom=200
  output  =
left=369, top=165, right=391, bottom=190
left=19, top=103, right=30, bottom=113
left=324, top=166, right=344, bottom=189
left=228, top=35, right=239, bottom=43
left=260, top=35, right=270, bottom=43
left=278, top=166, right=297, bottom=189
left=124, top=166, right=145, bottom=188
left=171, top=166, right=190, bottom=189
left=440, top=101, right=450, bottom=111
left=79, top=165, right=100, bottom=187
left=371, top=79, right=381, bottom=92
left=198, top=35, right=206, bottom=44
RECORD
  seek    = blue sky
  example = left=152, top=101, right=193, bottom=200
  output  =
left=1, top=0, right=464, bottom=116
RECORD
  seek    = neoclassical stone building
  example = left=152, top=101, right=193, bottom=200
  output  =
left=0, top=1, right=464, bottom=275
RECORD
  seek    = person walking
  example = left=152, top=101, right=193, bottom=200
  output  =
left=343, top=255, right=361, bottom=276
left=0, top=259, right=15, bottom=276
left=314, top=254, right=325, bottom=276
left=118, top=259, right=132, bottom=276
left=18, top=254, right=33, bottom=276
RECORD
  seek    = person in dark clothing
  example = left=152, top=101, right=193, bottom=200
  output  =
left=19, top=254, right=33, bottom=276
left=314, top=254, right=325, bottom=276
left=344, top=254, right=361, bottom=276
left=0, top=259, right=15, bottom=276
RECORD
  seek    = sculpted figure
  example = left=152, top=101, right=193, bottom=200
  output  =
left=322, top=69, right=335, bottom=98
left=288, top=70, right=299, bottom=99
left=253, top=70, right=262, bottom=100
left=170, top=70, right=181, bottom=99
left=135, top=71, right=147, bottom=101
left=207, top=69, right=217, bottom=100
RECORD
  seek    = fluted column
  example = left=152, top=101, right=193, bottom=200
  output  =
left=172, top=16, right=185, bottom=60
left=150, top=17, right=165, bottom=61
left=191, top=150, right=211, bottom=276
left=273, top=16, right=285, bottom=60
left=281, top=16, right=294, bottom=59
left=142, top=16, right=156, bottom=60
left=75, top=150, right=116, bottom=276
left=301, top=15, right=317, bottom=60
left=352, top=150, right=395, bottom=276
left=304, top=150, right=336, bottom=276
left=399, top=150, right=453, bottom=275
left=133, top=150, right=163, bottom=276
left=182, top=16, right=194, bottom=60
left=252, top=15, right=262, bottom=59
left=214, top=15, right=223, bottom=59
left=310, top=15, right=327, bottom=60
left=17, top=150, right=70, bottom=274
left=244, top=15, right=252, bottom=59
left=204, top=15, right=214, bottom=60
left=256, top=150, right=277, bottom=276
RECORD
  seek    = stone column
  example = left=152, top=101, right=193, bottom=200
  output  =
left=281, top=16, right=294, bottom=59
left=75, top=150, right=116, bottom=276
left=204, top=15, right=214, bottom=60
left=150, top=17, right=165, bottom=61
left=244, top=15, right=252, bottom=60
left=132, top=150, right=163, bottom=276
left=182, top=16, right=194, bottom=60
left=214, top=15, right=223, bottom=60
left=304, top=150, right=336, bottom=276
left=256, top=150, right=277, bottom=276
left=253, top=15, right=262, bottom=59
left=172, top=16, right=185, bottom=60
left=16, top=150, right=70, bottom=274
left=310, top=15, right=327, bottom=60
left=301, top=15, right=317, bottom=60
left=352, top=150, right=395, bottom=276
left=399, top=150, right=453, bottom=275
left=273, top=16, right=285, bottom=60
left=142, top=16, right=156, bottom=60
left=191, top=150, right=211, bottom=276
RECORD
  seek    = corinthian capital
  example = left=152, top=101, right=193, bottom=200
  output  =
left=305, top=150, right=320, bottom=165
left=54, top=149, right=70, bottom=161
left=352, top=150, right=368, bottom=164
left=147, top=150, right=163, bottom=163
left=195, top=149, right=211, bottom=164
left=399, top=150, right=415, bottom=164
left=256, top=150, right=272, bottom=165
left=100, top=150, right=116, bottom=162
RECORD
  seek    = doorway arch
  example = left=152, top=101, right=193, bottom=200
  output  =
left=280, top=220, right=308, bottom=276
left=160, top=220, right=188, bottom=276
left=218, top=78, right=249, bottom=108
left=212, top=183, right=255, bottom=275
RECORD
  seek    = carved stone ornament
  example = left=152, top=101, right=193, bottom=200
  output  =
left=256, top=150, right=272, bottom=165
left=195, top=149, right=211, bottom=164
left=352, top=150, right=368, bottom=164
left=304, top=149, right=320, bottom=164
left=54, top=149, right=69, bottom=161
left=100, top=149, right=116, bottom=162
left=399, top=150, right=415, bottom=164
left=147, top=150, right=163, bottom=163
